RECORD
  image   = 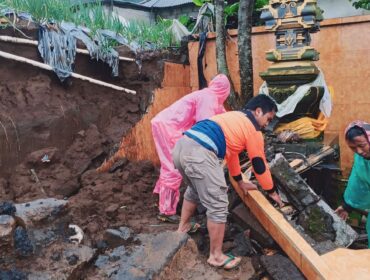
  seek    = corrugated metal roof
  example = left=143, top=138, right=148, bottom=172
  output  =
left=71, top=0, right=194, bottom=9
left=120, top=0, right=142, bottom=3
left=139, top=0, right=194, bottom=8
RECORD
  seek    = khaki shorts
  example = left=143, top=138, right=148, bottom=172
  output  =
left=172, top=136, right=229, bottom=223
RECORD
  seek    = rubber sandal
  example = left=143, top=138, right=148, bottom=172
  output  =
left=187, top=222, right=200, bottom=234
left=157, top=213, right=180, bottom=224
left=223, top=253, right=241, bottom=270
left=208, top=253, right=241, bottom=270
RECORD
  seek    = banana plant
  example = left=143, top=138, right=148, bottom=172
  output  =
left=192, top=0, right=241, bottom=28
left=224, top=2, right=239, bottom=22
left=192, top=0, right=213, bottom=7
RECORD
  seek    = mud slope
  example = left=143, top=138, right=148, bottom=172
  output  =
left=0, top=25, right=181, bottom=240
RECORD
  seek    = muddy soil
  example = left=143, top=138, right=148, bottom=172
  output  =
left=158, top=239, right=255, bottom=280
left=0, top=25, right=180, bottom=244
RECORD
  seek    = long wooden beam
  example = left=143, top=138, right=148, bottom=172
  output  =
left=229, top=175, right=370, bottom=279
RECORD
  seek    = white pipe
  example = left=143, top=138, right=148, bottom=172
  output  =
left=0, top=35, right=136, bottom=62
left=0, top=50, right=136, bottom=95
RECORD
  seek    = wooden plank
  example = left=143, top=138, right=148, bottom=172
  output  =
left=229, top=173, right=370, bottom=279
left=289, top=146, right=334, bottom=173
left=229, top=175, right=338, bottom=279
left=321, top=248, right=370, bottom=279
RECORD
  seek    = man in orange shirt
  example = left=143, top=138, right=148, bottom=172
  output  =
left=173, top=94, right=283, bottom=270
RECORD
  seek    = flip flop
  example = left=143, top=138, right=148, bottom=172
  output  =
left=208, top=253, right=241, bottom=270
left=157, top=213, right=180, bottom=224
left=187, top=222, right=200, bottom=234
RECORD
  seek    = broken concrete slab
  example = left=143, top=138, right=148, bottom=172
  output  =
left=15, top=198, right=68, bottom=228
left=317, top=199, right=358, bottom=248
left=270, top=154, right=319, bottom=211
left=95, top=231, right=188, bottom=279
left=296, top=204, right=336, bottom=242
left=270, top=153, right=357, bottom=248
left=231, top=203, right=275, bottom=248
left=260, top=254, right=305, bottom=280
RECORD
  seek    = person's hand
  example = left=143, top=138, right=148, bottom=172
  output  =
left=269, top=191, right=284, bottom=208
left=238, top=181, right=257, bottom=194
left=335, top=205, right=349, bottom=220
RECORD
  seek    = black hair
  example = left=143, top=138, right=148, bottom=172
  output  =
left=345, top=126, right=366, bottom=142
left=243, top=95, right=278, bottom=114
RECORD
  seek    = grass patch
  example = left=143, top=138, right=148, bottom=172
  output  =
left=0, top=0, right=177, bottom=50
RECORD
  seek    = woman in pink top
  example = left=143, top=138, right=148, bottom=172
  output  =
left=151, top=74, right=230, bottom=223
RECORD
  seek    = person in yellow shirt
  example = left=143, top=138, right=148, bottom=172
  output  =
left=173, top=95, right=283, bottom=270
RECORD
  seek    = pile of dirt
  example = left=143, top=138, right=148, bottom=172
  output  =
left=0, top=24, right=181, bottom=244
left=67, top=159, right=178, bottom=242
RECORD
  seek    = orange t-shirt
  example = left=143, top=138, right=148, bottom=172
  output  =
left=211, top=111, right=273, bottom=191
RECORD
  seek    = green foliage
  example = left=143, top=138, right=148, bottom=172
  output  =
left=1, top=0, right=73, bottom=22
left=255, top=0, right=269, bottom=10
left=0, top=0, right=177, bottom=49
left=192, top=0, right=212, bottom=7
left=350, top=0, right=370, bottom=10
left=178, top=14, right=195, bottom=31
left=191, top=0, right=269, bottom=29
left=122, top=19, right=177, bottom=49
left=224, top=2, right=239, bottom=18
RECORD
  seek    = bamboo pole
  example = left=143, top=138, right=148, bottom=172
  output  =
left=0, top=50, right=136, bottom=95
left=0, top=35, right=136, bottom=62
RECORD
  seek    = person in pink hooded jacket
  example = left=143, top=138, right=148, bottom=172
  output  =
left=152, top=74, right=230, bottom=223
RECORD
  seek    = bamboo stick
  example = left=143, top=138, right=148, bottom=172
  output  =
left=0, top=50, right=136, bottom=95
left=0, top=35, right=136, bottom=62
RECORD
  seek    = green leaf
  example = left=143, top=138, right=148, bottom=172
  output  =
left=192, top=0, right=205, bottom=7
left=255, top=0, right=269, bottom=10
left=178, top=15, right=190, bottom=26
left=225, top=2, right=239, bottom=16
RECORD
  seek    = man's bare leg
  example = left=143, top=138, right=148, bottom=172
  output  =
left=177, top=199, right=197, bottom=233
left=207, top=220, right=241, bottom=268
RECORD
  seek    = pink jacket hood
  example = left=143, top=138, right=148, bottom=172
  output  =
left=208, top=74, right=230, bottom=103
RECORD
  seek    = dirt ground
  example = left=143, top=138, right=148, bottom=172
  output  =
left=0, top=24, right=258, bottom=280
left=0, top=25, right=182, bottom=243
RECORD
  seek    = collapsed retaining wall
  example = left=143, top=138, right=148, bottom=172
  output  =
left=0, top=23, right=197, bottom=277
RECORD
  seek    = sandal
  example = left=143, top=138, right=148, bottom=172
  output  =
left=157, top=213, right=180, bottom=224
left=187, top=222, right=200, bottom=234
left=208, top=253, right=241, bottom=270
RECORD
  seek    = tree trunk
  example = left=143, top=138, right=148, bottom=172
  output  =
left=215, top=0, right=237, bottom=109
left=238, top=0, right=255, bottom=107
left=109, top=0, right=114, bottom=15
left=215, top=0, right=228, bottom=75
